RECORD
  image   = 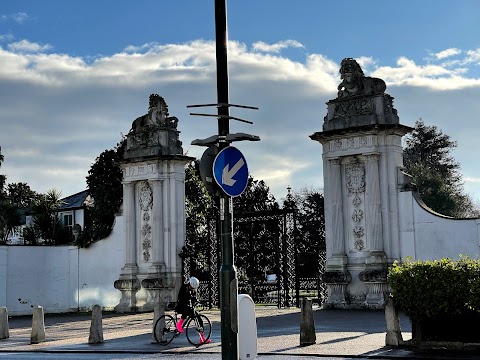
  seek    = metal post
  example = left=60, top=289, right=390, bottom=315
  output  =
left=215, top=0, right=239, bottom=359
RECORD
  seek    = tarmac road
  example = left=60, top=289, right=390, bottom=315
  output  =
left=1, top=307, right=479, bottom=359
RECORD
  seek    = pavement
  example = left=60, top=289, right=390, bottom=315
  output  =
left=0, top=306, right=479, bottom=359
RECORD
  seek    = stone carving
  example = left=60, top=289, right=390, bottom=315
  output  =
left=346, top=161, right=365, bottom=194
left=139, top=181, right=153, bottom=261
left=322, top=58, right=399, bottom=131
left=337, top=58, right=386, bottom=98
left=139, top=181, right=153, bottom=211
left=346, top=159, right=366, bottom=250
left=322, top=270, right=351, bottom=284
left=130, top=94, right=178, bottom=133
left=124, top=94, right=184, bottom=159
left=359, top=269, right=388, bottom=282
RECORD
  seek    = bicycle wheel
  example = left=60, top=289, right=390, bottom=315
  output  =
left=154, top=314, right=176, bottom=345
left=185, top=314, right=212, bottom=346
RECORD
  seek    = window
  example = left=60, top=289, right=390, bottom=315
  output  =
left=62, top=213, right=73, bottom=231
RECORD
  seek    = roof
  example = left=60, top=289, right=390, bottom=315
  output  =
left=58, top=190, right=91, bottom=211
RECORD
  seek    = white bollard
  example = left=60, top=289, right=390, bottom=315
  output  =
left=88, top=304, right=104, bottom=344
left=31, top=305, right=46, bottom=344
left=0, top=307, right=9, bottom=339
left=238, top=294, right=257, bottom=360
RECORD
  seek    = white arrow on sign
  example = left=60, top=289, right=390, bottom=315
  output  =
left=222, top=158, right=245, bottom=186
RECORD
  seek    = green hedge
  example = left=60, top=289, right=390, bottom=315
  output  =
left=387, top=257, right=480, bottom=323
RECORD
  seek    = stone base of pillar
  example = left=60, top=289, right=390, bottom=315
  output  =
left=322, top=270, right=351, bottom=308
left=359, top=268, right=388, bottom=309
left=141, top=273, right=176, bottom=313
left=323, top=283, right=350, bottom=308
left=364, top=281, right=388, bottom=308
left=114, top=277, right=141, bottom=313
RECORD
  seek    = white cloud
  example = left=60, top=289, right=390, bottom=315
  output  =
left=371, top=56, right=480, bottom=90
left=252, top=40, right=304, bottom=53
left=0, top=34, right=14, bottom=42
left=464, top=49, right=480, bottom=65
left=8, top=39, right=52, bottom=53
left=0, top=12, right=29, bottom=24
left=434, top=48, right=461, bottom=60
left=1, top=41, right=480, bottom=202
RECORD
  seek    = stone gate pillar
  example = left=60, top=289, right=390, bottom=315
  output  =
left=310, top=58, right=412, bottom=309
left=114, top=94, right=193, bottom=313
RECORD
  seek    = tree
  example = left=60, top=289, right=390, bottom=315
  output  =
left=6, top=182, right=38, bottom=208
left=285, top=186, right=325, bottom=277
left=287, top=186, right=325, bottom=252
left=0, top=148, right=5, bottom=195
left=0, top=201, right=22, bottom=244
left=233, top=177, right=280, bottom=279
left=403, top=119, right=478, bottom=217
left=23, top=189, right=73, bottom=245
left=76, top=140, right=125, bottom=247
left=182, top=160, right=216, bottom=278
left=0, top=149, right=22, bottom=244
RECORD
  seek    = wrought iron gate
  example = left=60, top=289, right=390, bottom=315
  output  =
left=182, top=207, right=326, bottom=308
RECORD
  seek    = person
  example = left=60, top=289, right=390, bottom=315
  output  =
left=175, top=276, right=211, bottom=344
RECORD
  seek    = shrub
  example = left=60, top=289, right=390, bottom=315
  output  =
left=387, top=257, right=480, bottom=323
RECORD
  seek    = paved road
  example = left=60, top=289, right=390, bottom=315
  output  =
left=1, top=307, right=479, bottom=359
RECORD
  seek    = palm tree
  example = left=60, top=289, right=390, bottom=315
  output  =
left=27, top=189, right=73, bottom=245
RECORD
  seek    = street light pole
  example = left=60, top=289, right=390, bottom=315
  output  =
left=215, top=1, right=239, bottom=359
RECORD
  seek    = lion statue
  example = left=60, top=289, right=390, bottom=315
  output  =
left=129, top=94, right=178, bottom=133
left=337, top=58, right=386, bottom=98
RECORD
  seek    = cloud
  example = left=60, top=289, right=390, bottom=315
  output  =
left=252, top=40, right=304, bottom=53
left=434, top=48, right=461, bottom=60
left=0, top=12, right=29, bottom=24
left=0, top=34, right=14, bottom=42
left=1, top=40, right=480, bottom=202
left=464, top=49, right=480, bottom=65
left=7, top=40, right=53, bottom=53
left=372, top=56, right=480, bottom=90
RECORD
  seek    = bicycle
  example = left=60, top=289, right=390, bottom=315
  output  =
left=153, top=302, right=212, bottom=346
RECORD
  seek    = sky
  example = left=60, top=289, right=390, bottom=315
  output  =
left=1, top=0, right=480, bottom=204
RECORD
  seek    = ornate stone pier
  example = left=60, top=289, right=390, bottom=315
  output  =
left=114, top=94, right=193, bottom=312
left=310, top=58, right=412, bottom=308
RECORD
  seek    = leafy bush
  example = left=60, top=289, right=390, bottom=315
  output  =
left=388, top=257, right=480, bottom=323
left=75, top=141, right=124, bottom=248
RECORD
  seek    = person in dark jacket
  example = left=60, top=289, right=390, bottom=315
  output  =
left=175, top=276, right=210, bottom=344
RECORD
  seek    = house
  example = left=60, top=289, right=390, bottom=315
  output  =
left=57, top=190, right=92, bottom=237
left=6, top=190, right=92, bottom=244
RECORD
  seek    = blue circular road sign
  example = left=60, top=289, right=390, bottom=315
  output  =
left=213, top=146, right=248, bottom=197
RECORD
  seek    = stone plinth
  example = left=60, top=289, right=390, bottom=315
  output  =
left=114, top=94, right=193, bottom=313
left=310, top=58, right=413, bottom=308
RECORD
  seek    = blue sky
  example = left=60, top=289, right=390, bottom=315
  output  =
left=1, top=1, right=480, bottom=205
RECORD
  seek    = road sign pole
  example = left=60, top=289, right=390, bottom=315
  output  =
left=215, top=1, right=239, bottom=359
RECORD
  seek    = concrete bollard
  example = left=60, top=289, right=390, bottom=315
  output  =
left=151, top=301, right=164, bottom=344
left=88, top=304, right=104, bottom=344
left=385, top=296, right=403, bottom=346
left=0, top=307, right=9, bottom=339
left=300, top=297, right=316, bottom=346
left=31, top=305, right=46, bottom=344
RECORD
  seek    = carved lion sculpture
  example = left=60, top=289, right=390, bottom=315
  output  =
left=337, top=58, right=386, bottom=98
left=130, top=94, right=177, bottom=133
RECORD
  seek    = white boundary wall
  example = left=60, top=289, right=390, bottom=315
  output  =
left=0, top=216, right=125, bottom=316
left=398, top=190, right=480, bottom=261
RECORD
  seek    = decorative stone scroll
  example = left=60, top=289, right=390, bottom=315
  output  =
left=346, top=159, right=366, bottom=251
left=139, top=181, right=153, bottom=261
